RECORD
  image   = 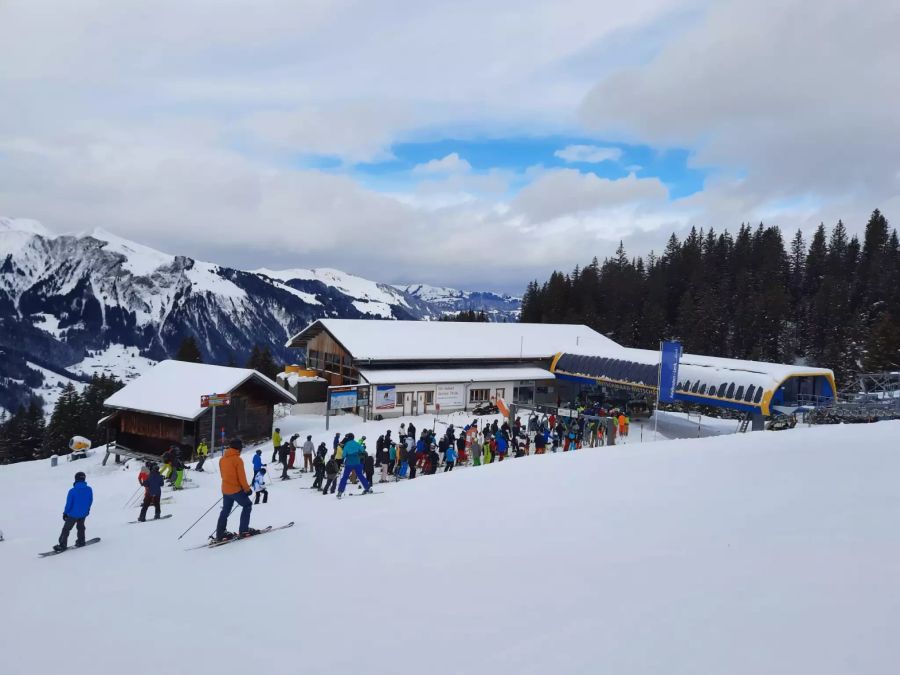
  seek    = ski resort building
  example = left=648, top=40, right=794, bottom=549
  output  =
left=285, top=319, right=613, bottom=417
left=101, top=360, right=296, bottom=458
left=286, top=319, right=837, bottom=423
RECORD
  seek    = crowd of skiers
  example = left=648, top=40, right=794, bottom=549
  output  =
left=53, top=410, right=634, bottom=548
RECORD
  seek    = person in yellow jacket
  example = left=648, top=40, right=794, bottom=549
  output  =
left=334, top=441, right=344, bottom=469
left=194, top=437, right=210, bottom=472
left=271, top=428, right=282, bottom=463
left=215, top=438, right=258, bottom=541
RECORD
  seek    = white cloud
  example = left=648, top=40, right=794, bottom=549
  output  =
left=412, top=153, right=472, bottom=176
left=513, top=169, right=667, bottom=223
left=554, top=144, right=622, bottom=163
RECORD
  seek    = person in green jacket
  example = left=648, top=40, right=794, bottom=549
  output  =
left=271, top=428, right=282, bottom=463
left=194, top=437, right=210, bottom=472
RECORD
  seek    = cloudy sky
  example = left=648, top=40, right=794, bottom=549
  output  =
left=1, top=0, right=898, bottom=293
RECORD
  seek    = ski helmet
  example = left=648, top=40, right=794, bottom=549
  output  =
left=74, top=471, right=86, bottom=482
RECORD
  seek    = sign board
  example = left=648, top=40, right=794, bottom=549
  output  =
left=435, top=383, right=464, bottom=408
left=374, top=385, right=396, bottom=410
left=329, top=388, right=358, bottom=411
left=201, top=393, right=231, bottom=408
left=658, top=340, right=682, bottom=403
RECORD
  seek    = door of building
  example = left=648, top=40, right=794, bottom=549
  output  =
left=495, top=387, right=505, bottom=402
left=416, top=391, right=428, bottom=415
left=402, top=392, right=414, bottom=416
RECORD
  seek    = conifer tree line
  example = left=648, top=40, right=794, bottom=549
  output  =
left=0, top=374, right=123, bottom=464
left=520, top=210, right=900, bottom=386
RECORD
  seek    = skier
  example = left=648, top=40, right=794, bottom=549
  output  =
left=252, top=449, right=265, bottom=478
left=472, top=431, right=483, bottom=466
left=407, top=422, right=416, bottom=442
left=495, top=433, right=508, bottom=462
left=426, top=446, right=440, bottom=475
left=138, top=461, right=150, bottom=486
left=312, top=453, right=326, bottom=490
left=322, top=456, right=339, bottom=495
left=271, top=428, right=282, bottom=463
left=336, top=433, right=372, bottom=499
left=316, top=441, right=328, bottom=459
left=444, top=441, right=457, bottom=472
left=195, top=437, right=210, bottom=472
left=288, top=433, right=299, bottom=469
left=160, top=447, right=174, bottom=480
left=301, top=435, right=315, bottom=473
left=534, top=429, right=546, bottom=455
left=455, top=435, right=466, bottom=466
left=363, top=450, right=375, bottom=488
left=171, top=448, right=186, bottom=489
left=138, top=463, right=164, bottom=521
left=618, top=413, right=627, bottom=439
left=54, top=471, right=93, bottom=552
left=278, top=442, right=291, bottom=480
left=332, top=433, right=340, bottom=453
left=376, top=438, right=389, bottom=483
left=252, top=468, right=269, bottom=504
left=215, top=439, right=257, bottom=541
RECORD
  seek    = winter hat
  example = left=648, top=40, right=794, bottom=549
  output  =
left=74, top=471, right=86, bottom=482
left=255, top=449, right=262, bottom=455
left=307, top=435, right=312, bottom=440
left=229, top=438, right=244, bottom=450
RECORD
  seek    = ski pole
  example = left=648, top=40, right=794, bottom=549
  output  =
left=177, top=497, right=223, bottom=540
left=123, top=485, right=142, bottom=509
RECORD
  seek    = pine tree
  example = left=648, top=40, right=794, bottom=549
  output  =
left=44, top=383, right=83, bottom=456
left=175, top=336, right=203, bottom=363
left=864, top=312, right=900, bottom=371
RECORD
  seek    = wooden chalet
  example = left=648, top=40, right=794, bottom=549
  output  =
left=101, top=360, right=296, bottom=460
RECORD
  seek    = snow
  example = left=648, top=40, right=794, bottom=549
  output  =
left=351, top=298, right=394, bottom=318
left=185, top=261, right=248, bottom=301
left=287, top=319, right=618, bottom=360
left=276, top=372, right=326, bottom=386
left=0, top=216, right=52, bottom=237
left=104, top=359, right=294, bottom=420
left=1, top=417, right=899, bottom=674
left=358, top=365, right=554, bottom=385
left=33, top=312, right=64, bottom=338
left=256, top=266, right=407, bottom=309
left=90, top=227, right=174, bottom=277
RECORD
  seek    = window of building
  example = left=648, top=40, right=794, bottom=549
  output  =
left=469, top=388, right=490, bottom=402
left=423, top=391, right=434, bottom=405
left=495, top=388, right=505, bottom=401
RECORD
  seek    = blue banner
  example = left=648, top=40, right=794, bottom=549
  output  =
left=329, top=389, right=358, bottom=411
left=658, top=340, right=682, bottom=403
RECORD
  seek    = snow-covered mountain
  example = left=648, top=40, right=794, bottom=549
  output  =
left=0, top=218, right=520, bottom=412
left=396, top=283, right=520, bottom=320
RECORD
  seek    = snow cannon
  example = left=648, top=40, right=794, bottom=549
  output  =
left=69, top=436, right=92, bottom=452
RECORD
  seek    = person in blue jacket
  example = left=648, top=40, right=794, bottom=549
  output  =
left=138, top=463, right=164, bottom=521
left=336, top=433, right=372, bottom=499
left=55, top=471, right=93, bottom=551
left=252, top=449, right=265, bottom=478
left=495, top=434, right=508, bottom=462
left=444, top=443, right=457, bottom=472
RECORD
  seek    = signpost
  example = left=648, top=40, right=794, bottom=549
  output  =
left=654, top=340, right=682, bottom=440
left=201, top=393, right=231, bottom=455
left=326, top=384, right=369, bottom=430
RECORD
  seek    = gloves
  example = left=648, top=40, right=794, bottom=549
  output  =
left=62, top=514, right=68, bottom=521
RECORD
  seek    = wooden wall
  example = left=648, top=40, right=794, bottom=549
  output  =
left=305, top=330, right=358, bottom=385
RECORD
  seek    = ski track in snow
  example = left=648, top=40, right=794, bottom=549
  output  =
left=2, top=417, right=899, bottom=674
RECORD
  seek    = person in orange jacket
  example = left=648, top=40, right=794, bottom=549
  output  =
left=215, top=438, right=259, bottom=541
left=617, top=413, right=627, bottom=438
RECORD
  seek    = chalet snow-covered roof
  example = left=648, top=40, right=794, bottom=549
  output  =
left=286, top=319, right=617, bottom=362
left=104, top=360, right=296, bottom=421
left=358, top=366, right=555, bottom=386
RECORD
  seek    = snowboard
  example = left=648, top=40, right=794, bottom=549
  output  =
left=128, top=514, right=173, bottom=524
left=188, top=522, right=294, bottom=551
left=342, top=490, right=383, bottom=498
left=39, top=537, right=101, bottom=557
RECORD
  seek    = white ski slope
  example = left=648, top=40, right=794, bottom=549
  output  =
left=1, top=421, right=899, bottom=675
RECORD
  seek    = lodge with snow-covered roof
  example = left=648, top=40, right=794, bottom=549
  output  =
left=100, top=360, right=296, bottom=459
left=285, top=319, right=837, bottom=424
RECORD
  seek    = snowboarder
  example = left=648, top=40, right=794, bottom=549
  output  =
left=322, top=456, right=338, bottom=495
left=336, top=433, right=372, bottom=498
left=138, top=463, right=164, bottom=521
left=271, top=428, right=282, bottom=463
left=301, top=435, right=315, bottom=473
left=171, top=448, right=186, bottom=489
left=195, top=437, right=210, bottom=471
left=316, top=441, right=328, bottom=459
left=215, top=438, right=258, bottom=541
left=54, top=471, right=93, bottom=552
left=252, top=468, right=269, bottom=504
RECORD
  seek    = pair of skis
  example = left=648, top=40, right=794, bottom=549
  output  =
left=186, top=522, right=295, bottom=551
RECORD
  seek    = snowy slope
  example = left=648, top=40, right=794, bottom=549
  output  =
left=2, top=418, right=898, bottom=675
left=397, top=282, right=521, bottom=320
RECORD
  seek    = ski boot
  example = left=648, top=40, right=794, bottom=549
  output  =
left=238, top=528, right=261, bottom=539
left=215, top=531, right=237, bottom=543
left=52, top=544, right=66, bottom=552
left=336, top=492, right=343, bottom=500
